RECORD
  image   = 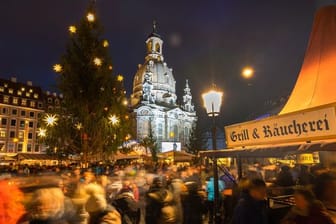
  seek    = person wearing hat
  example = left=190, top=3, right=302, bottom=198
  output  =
left=85, top=183, right=121, bottom=224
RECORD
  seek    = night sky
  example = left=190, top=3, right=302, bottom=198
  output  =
left=1, top=0, right=335, bottom=128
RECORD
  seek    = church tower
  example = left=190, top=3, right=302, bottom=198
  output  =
left=132, top=22, right=197, bottom=151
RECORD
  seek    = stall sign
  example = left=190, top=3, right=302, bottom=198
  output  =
left=225, top=106, right=336, bottom=147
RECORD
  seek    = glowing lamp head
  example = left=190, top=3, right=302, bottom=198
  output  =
left=93, top=57, right=102, bottom=66
left=87, top=13, right=95, bottom=22
left=53, top=64, right=63, bottom=73
left=69, top=25, right=76, bottom=33
left=242, top=67, right=254, bottom=79
left=202, top=88, right=223, bottom=116
left=75, top=122, right=82, bottom=130
left=108, top=115, right=119, bottom=126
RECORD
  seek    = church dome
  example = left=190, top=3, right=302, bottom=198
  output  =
left=131, top=26, right=177, bottom=106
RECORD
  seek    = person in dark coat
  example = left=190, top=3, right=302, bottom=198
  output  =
left=281, top=187, right=334, bottom=224
left=275, top=166, right=295, bottom=187
left=182, top=182, right=206, bottom=224
left=232, top=178, right=268, bottom=224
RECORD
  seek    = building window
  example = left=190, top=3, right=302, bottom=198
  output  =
left=55, top=99, right=60, bottom=105
left=17, top=143, right=23, bottom=152
left=21, top=110, right=26, bottom=116
left=8, top=88, right=13, bottom=94
left=13, top=98, right=18, bottom=104
left=7, top=142, right=15, bottom=152
left=34, top=93, right=38, bottom=99
left=11, top=119, right=16, bottom=126
left=28, top=121, right=34, bottom=128
left=4, top=96, right=9, bottom=103
left=48, top=98, right=52, bottom=103
left=12, top=109, right=17, bottom=115
left=30, top=101, right=36, bottom=107
left=19, top=120, right=25, bottom=128
left=9, top=131, right=15, bottom=138
left=21, top=87, right=25, bottom=91
left=1, top=108, right=7, bottom=114
left=0, top=87, right=4, bottom=92
left=0, top=131, right=6, bottom=137
left=38, top=102, right=43, bottom=108
left=27, top=144, right=32, bottom=152
left=28, top=132, right=33, bottom=139
left=1, top=118, right=7, bottom=126
left=18, top=131, right=24, bottom=139
left=26, top=92, right=30, bottom=97
left=34, top=144, right=39, bottom=152
left=21, top=99, right=27, bottom=106
left=29, top=112, right=34, bottom=118
left=17, top=90, right=22, bottom=96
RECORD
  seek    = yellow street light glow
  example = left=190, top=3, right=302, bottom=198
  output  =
left=43, top=114, right=58, bottom=127
left=242, top=67, right=254, bottom=79
left=93, top=57, right=102, bottom=66
left=122, top=99, right=128, bottom=106
left=37, top=128, right=47, bottom=137
left=75, top=122, right=82, bottom=130
left=13, top=138, right=18, bottom=143
left=117, top=75, right=124, bottom=82
left=69, top=25, right=77, bottom=33
left=53, top=64, right=62, bottom=73
left=108, top=65, right=113, bottom=70
left=87, top=13, right=95, bottom=22
left=108, top=115, right=119, bottom=126
left=103, top=40, right=109, bottom=47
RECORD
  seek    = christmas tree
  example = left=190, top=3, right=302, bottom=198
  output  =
left=40, top=2, right=132, bottom=162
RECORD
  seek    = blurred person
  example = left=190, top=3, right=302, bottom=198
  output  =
left=275, top=166, right=295, bottom=187
left=145, top=177, right=177, bottom=224
left=0, top=180, right=26, bottom=224
left=281, top=187, right=334, bottom=224
left=112, top=187, right=140, bottom=224
left=85, top=183, right=121, bottom=224
left=232, top=178, right=268, bottom=224
left=168, top=172, right=186, bottom=224
left=314, top=172, right=336, bottom=222
left=297, top=165, right=314, bottom=186
left=182, top=182, right=206, bottom=224
left=206, top=175, right=225, bottom=224
left=19, top=187, right=76, bottom=224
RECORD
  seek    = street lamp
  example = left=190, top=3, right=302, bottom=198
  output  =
left=202, top=86, right=223, bottom=224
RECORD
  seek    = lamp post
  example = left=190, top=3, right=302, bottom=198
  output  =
left=202, top=86, right=223, bottom=224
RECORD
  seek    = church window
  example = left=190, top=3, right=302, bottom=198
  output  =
left=147, top=41, right=153, bottom=52
left=155, top=43, right=160, bottom=52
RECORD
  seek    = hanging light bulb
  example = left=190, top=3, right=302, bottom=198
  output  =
left=53, top=64, right=63, bottom=73
left=117, top=74, right=124, bottom=82
left=93, top=57, right=102, bottom=66
left=103, top=40, right=109, bottom=47
left=87, top=13, right=95, bottom=22
left=69, top=25, right=77, bottom=33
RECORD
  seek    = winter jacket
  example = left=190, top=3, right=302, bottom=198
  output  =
left=206, top=177, right=225, bottom=202
left=232, top=192, right=268, bottom=224
left=88, top=205, right=121, bottom=224
left=281, top=201, right=334, bottom=224
left=145, top=187, right=177, bottom=224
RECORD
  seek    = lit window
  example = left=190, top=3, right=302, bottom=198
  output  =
left=29, top=89, right=33, bottom=93
left=0, top=131, right=6, bottom=137
left=19, top=120, right=25, bottom=128
left=21, top=87, right=25, bottom=91
left=26, top=92, right=30, bottom=97
left=18, top=131, right=24, bottom=139
left=33, top=93, right=38, bottom=99
left=21, top=99, right=27, bottom=106
left=30, top=101, right=36, bottom=107
left=17, top=90, right=22, bottom=96
left=4, top=83, right=8, bottom=88
left=8, top=89, right=13, bottom=94
left=13, top=98, right=18, bottom=104
left=0, top=87, right=4, bottom=92
left=3, top=96, right=9, bottom=103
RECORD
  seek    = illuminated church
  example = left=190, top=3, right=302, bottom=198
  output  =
left=131, top=24, right=197, bottom=151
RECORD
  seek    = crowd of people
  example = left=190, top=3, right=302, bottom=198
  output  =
left=0, top=162, right=335, bottom=224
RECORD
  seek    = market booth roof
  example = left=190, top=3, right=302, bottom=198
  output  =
left=280, top=6, right=336, bottom=115
left=200, top=141, right=336, bottom=158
